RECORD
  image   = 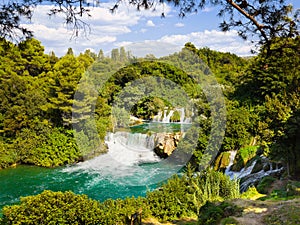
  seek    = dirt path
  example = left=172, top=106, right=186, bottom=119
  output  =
left=141, top=198, right=300, bottom=225
left=232, top=198, right=300, bottom=225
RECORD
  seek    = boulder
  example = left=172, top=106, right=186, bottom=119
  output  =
left=154, top=132, right=183, bottom=158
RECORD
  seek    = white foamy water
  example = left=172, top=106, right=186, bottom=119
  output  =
left=62, top=132, right=164, bottom=186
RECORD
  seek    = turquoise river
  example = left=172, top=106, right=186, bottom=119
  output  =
left=0, top=123, right=191, bottom=213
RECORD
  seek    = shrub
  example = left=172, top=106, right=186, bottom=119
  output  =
left=198, top=201, right=224, bottom=225
left=257, top=176, right=276, bottom=194
left=1, top=190, right=103, bottom=225
left=146, top=169, right=240, bottom=222
left=198, top=201, right=242, bottom=225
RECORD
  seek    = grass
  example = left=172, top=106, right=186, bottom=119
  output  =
left=263, top=201, right=300, bottom=225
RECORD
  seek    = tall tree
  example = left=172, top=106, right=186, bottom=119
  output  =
left=47, top=54, right=86, bottom=127
left=119, top=46, right=128, bottom=62
left=111, top=48, right=120, bottom=61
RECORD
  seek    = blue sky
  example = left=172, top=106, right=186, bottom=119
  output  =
left=22, top=0, right=300, bottom=57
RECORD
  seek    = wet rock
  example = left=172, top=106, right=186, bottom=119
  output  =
left=154, top=132, right=183, bottom=158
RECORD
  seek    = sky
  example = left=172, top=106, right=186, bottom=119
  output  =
left=22, top=0, right=300, bottom=57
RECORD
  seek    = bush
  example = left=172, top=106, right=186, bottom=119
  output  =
left=240, top=186, right=265, bottom=200
left=0, top=141, right=16, bottom=169
left=198, top=201, right=224, bottom=225
left=1, top=190, right=103, bottom=225
left=23, top=128, right=81, bottom=167
left=146, top=169, right=240, bottom=222
left=1, top=191, right=151, bottom=225
left=257, top=176, right=276, bottom=194
left=1, top=169, right=240, bottom=224
left=198, top=201, right=242, bottom=225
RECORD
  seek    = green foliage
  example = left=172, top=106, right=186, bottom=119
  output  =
left=240, top=186, right=264, bottom=200
left=231, top=146, right=258, bottom=171
left=170, top=110, right=181, bottom=122
left=198, top=201, right=224, bottom=225
left=23, top=128, right=81, bottom=167
left=47, top=53, right=93, bottom=127
left=198, top=201, right=242, bottom=225
left=270, top=108, right=300, bottom=177
left=257, top=176, right=277, bottom=194
left=0, top=140, right=15, bottom=168
left=1, top=190, right=103, bottom=225
left=222, top=101, right=253, bottom=151
left=146, top=169, right=239, bottom=222
left=237, top=37, right=300, bottom=103
left=1, top=190, right=151, bottom=225
left=0, top=38, right=97, bottom=168
left=131, top=96, right=165, bottom=120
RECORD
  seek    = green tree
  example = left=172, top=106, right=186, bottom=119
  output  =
left=66, top=47, right=74, bottom=55
left=119, top=46, right=128, bottom=62
left=271, top=109, right=300, bottom=177
left=236, top=37, right=300, bottom=103
left=97, top=49, right=105, bottom=60
left=47, top=54, right=89, bottom=127
left=221, top=101, right=252, bottom=151
left=1, top=190, right=104, bottom=225
left=111, top=48, right=120, bottom=61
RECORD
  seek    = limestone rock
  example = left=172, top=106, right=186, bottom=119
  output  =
left=154, top=132, right=183, bottom=158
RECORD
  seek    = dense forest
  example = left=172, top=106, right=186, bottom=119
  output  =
left=0, top=34, right=300, bottom=224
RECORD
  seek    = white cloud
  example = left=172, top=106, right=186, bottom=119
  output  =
left=159, top=30, right=254, bottom=56
left=140, top=28, right=147, bottom=33
left=22, top=3, right=171, bottom=56
left=175, top=23, right=185, bottom=27
left=201, top=7, right=214, bottom=13
left=121, top=41, right=181, bottom=58
left=146, top=20, right=155, bottom=27
left=120, top=30, right=255, bottom=57
left=21, top=4, right=254, bottom=58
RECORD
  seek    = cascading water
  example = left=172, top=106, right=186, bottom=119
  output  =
left=162, top=110, right=174, bottom=123
left=152, top=111, right=162, bottom=122
left=106, top=132, right=159, bottom=165
left=224, top=153, right=284, bottom=192
left=224, top=150, right=237, bottom=179
left=153, top=107, right=192, bottom=124
left=67, top=132, right=160, bottom=176
left=0, top=123, right=192, bottom=211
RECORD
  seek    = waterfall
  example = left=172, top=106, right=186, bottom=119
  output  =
left=77, top=132, right=161, bottom=171
left=224, top=153, right=285, bottom=192
left=224, top=150, right=237, bottom=178
left=125, top=133, right=155, bottom=150
left=152, top=107, right=192, bottom=124
left=152, top=111, right=162, bottom=122
left=162, top=110, right=174, bottom=123
left=179, top=108, right=185, bottom=123
left=239, top=164, right=284, bottom=192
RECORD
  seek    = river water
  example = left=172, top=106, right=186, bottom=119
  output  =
left=0, top=123, right=191, bottom=212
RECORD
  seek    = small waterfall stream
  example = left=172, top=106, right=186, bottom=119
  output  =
left=153, top=107, right=192, bottom=123
left=224, top=150, right=237, bottom=178
left=162, top=110, right=174, bottom=123
left=224, top=153, right=284, bottom=192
